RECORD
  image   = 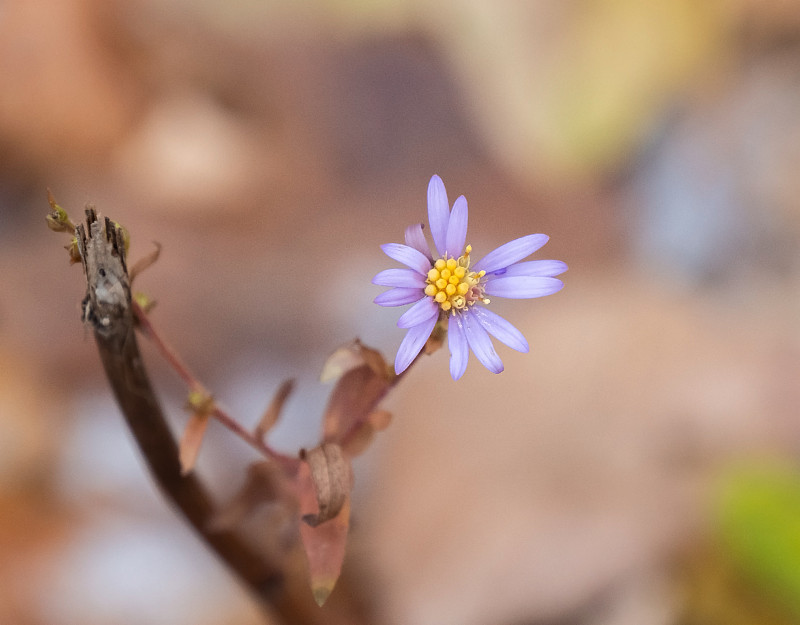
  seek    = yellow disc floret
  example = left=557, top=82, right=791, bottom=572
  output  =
left=425, top=244, right=489, bottom=313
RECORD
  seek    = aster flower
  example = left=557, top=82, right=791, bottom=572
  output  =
left=373, top=174, right=567, bottom=380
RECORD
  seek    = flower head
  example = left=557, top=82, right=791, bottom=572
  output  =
left=373, top=175, right=567, bottom=379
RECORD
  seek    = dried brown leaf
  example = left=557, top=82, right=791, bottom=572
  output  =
left=300, top=443, right=352, bottom=527
left=320, top=340, right=389, bottom=383
left=322, top=362, right=391, bottom=442
left=359, top=342, right=390, bottom=378
left=255, top=379, right=294, bottom=441
left=296, top=457, right=352, bottom=606
left=320, top=343, right=365, bottom=383
left=179, top=412, right=210, bottom=475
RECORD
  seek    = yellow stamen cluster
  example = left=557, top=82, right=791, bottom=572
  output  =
left=424, top=244, right=489, bottom=313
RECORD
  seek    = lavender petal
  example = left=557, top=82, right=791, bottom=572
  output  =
left=381, top=243, right=433, bottom=275
left=427, top=174, right=450, bottom=258
left=404, top=223, right=431, bottom=259
left=463, top=311, right=504, bottom=374
left=473, top=234, right=550, bottom=273
left=486, top=259, right=568, bottom=279
left=372, top=268, right=428, bottom=288
left=444, top=195, right=468, bottom=257
left=447, top=312, right=469, bottom=380
left=397, top=296, right=439, bottom=329
left=484, top=276, right=564, bottom=299
left=471, top=306, right=529, bottom=353
left=374, top=287, right=424, bottom=307
left=395, top=314, right=438, bottom=374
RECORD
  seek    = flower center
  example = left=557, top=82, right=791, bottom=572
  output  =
left=424, top=244, right=489, bottom=313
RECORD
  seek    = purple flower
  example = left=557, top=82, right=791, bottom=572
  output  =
left=373, top=174, right=567, bottom=379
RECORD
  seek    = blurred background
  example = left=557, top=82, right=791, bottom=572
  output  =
left=3, top=0, right=800, bottom=623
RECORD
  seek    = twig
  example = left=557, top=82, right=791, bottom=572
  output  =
left=132, top=301, right=300, bottom=474
left=74, top=209, right=352, bottom=625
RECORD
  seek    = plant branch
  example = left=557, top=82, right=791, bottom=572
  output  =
left=74, top=209, right=354, bottom=625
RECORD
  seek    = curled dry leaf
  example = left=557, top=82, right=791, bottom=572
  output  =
left=320, top=343, right=365, bottom=383
left=321, top=343, right=392, bottom=443
left=255, top=378, right=294, bottom=441
left=295, top=448, right=353, bottom=606
left=320, top=340, right=388, bottom=383
left=300, top=443, right=352, bottom=527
